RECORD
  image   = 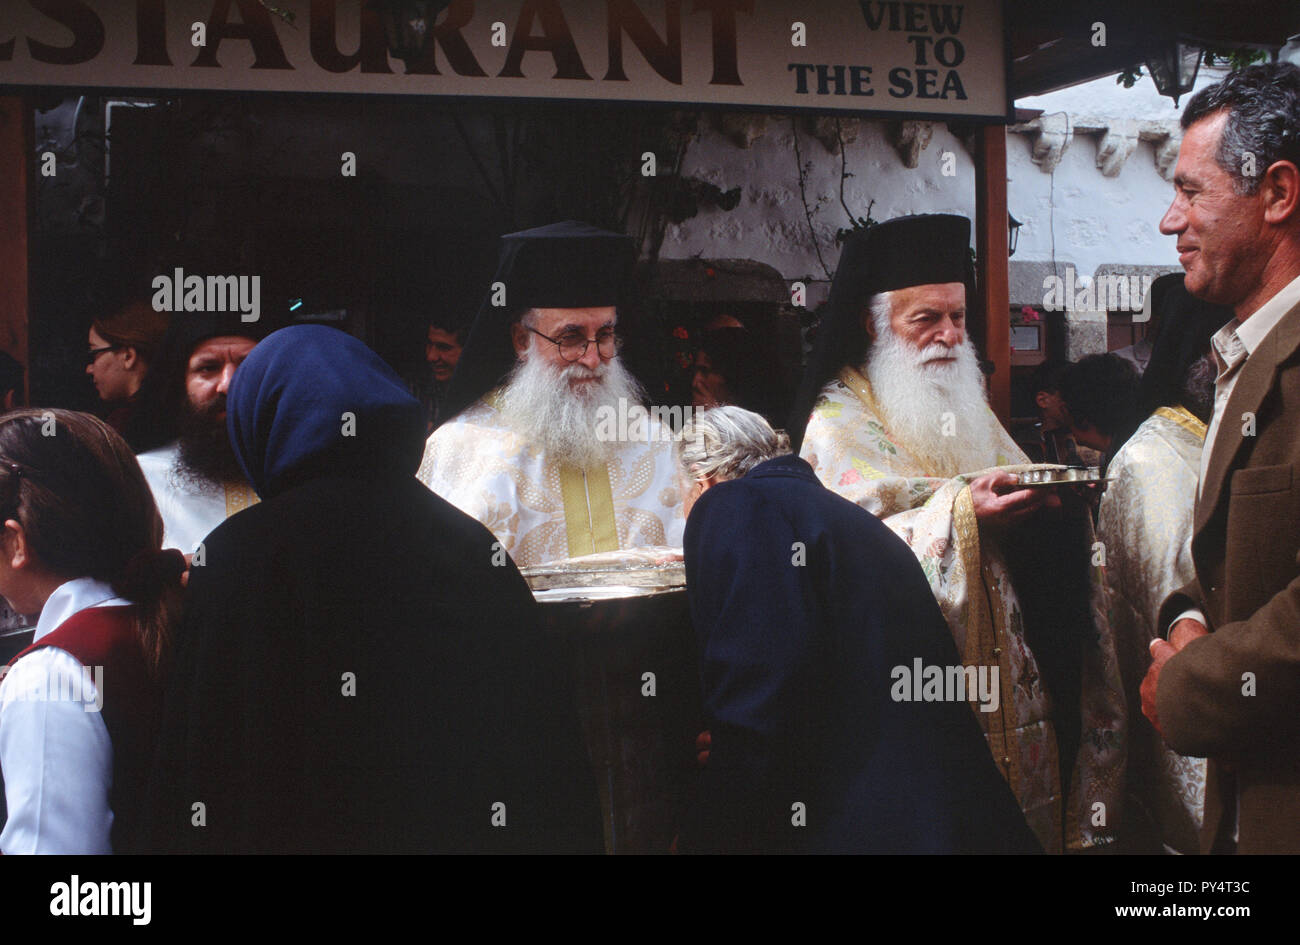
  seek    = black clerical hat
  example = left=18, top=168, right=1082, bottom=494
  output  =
left=495, top=221, right=635, bottom=311
left=165, top=310, right=272, bottom=359
left=788, top=214, right=977, bottom=450
left=831, top=213, right=972, bottom=303
left=438, top=221, right=636, bottom=426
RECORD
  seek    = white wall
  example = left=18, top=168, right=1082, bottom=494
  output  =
left=1011, top=67, right=1229, bottom=277
left=655, top=67, right=1234, bottom=295
left=661, top=115, right=974, bottom=306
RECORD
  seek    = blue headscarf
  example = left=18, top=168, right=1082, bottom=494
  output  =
left=227, top=324, right=426, bottom=498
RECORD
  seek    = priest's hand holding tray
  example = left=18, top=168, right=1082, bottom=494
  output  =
left=969, top=469, right=1052, bottom=527
left=971, top=466, right=1105, bottom=526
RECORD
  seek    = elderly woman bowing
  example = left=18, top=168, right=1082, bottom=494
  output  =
left=675, top=406, right=1038, bottom=854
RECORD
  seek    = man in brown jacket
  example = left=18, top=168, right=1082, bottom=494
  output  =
left=1142, top=62, right=1300, bottom=854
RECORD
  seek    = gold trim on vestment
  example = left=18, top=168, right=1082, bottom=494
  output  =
left=587, top=464, right=619, bottom=553
left=954, top=485, right=1007, bottom=765
left=954, top=487, right=991, bottom=678
left=559, top=465, right=619, bottom=558
left=838, top=365, right=881, bottom=416
left=838, top=366, right=940, bottom=478
left=224, top=481, right=260, bottom=518
left=1153, top=405, right=1208, bottom=442
left=956, top=459, right=1064, bottom=851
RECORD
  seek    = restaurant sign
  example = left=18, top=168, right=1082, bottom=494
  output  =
left=0, top=1, right=1007, bottom=119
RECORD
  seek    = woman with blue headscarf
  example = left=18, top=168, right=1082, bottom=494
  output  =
left=145, top=324, right=600, bottom=853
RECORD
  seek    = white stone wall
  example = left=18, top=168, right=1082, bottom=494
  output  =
left=655, top=67, right=1232, bottom=303
left=1011, top=67, right=1229, bottom=278
left=661, top=114, right=975, bottom=307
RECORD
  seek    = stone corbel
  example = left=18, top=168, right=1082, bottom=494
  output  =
left=1095, top=119, right=1138, bottom=177
left=1153, top=136, right=1180, bottom=180
left=804, top=115, right=859, bottom=155
left=1135, top=120, right=1182, bottom=180
left=887, top=120, right=934, bottom=169
left=1013, top=112, right=1073, bottom=174
left=944, top=121, right=978, bottom=157
left=713, top=112, right=768, bottom=149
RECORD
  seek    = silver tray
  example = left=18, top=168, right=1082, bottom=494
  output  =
left=1015, top=466, right=1108, bottom=487
left=531, top=584, right=685, bottom=604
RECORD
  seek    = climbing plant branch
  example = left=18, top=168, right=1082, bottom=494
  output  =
left=791, top=117, right=832, bottom=281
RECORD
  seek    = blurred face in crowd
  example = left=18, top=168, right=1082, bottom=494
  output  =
left=1160, top=111, right=1270, bottom=314
left=176, top=335, right=256, bottom=485
left=691, top=350, right=733, bottom=408
left=1069, top=420, right=1110, bottom=453
left=86, top=326, right=143, bottom=403
left=1035, top=388, right=1072, bottom=432
left=186, top=336, right=256, bottom=419
left=679, top=470, right=712, bottom=520
left=425, top=326, right=463, bottom=383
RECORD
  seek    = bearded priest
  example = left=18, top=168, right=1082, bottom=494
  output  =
left=789, top=214, right=1126, bottom=854
left=417, top=221, right=684, bottom=567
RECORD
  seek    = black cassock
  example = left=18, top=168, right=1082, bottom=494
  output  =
left=144, top=325, right=601, bottom=853
left=679, top=455, right=1040, bottom=854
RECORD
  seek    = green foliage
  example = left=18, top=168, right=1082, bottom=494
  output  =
left=1201, top=47, right=1270, bottom=70
left=1116, top=65, right=1144, bottom=89
left=1117, top=46, right=1269, bottom=89
left=834, top=199, right=877, bottom=245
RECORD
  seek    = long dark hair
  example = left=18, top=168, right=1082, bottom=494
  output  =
left=0, top=409, right=182, bottom=674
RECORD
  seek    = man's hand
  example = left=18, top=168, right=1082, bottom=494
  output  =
left=1141, top=619, right=1210, bottom=734
left=969, top=470, right=1053, bottom=527
left=1169, top=618, right=1211, bottom=651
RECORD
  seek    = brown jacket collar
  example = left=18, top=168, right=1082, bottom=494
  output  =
left=1197, top=295, right=1300, bottom=534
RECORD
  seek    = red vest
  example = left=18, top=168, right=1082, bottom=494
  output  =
left=5, top=605, right=160, bottom=853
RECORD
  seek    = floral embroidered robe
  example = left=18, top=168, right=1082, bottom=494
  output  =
left=799, top=367, right=1127, bottom=853
left=417, top=396, right=685, bottom=568
left=1098, top=406, right=1206, bottom=854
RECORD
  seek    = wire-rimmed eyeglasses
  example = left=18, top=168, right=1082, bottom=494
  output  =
left=526, top=327, right=621, bottom=362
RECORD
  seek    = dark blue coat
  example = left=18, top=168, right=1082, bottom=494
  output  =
left=145, top=326, right=601, bottom=853
left=680, top=455, right=1039, bottom=853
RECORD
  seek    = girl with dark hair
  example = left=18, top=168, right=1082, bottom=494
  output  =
left=0, top=408, right=183, bottom=853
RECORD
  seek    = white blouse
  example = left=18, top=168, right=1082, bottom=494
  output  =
left=0, top=577, right=130, bottom=854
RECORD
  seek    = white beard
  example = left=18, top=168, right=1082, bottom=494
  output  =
left=864, top=319, right=999, bottom=478
left=498, top=350, right=646, bottom=469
